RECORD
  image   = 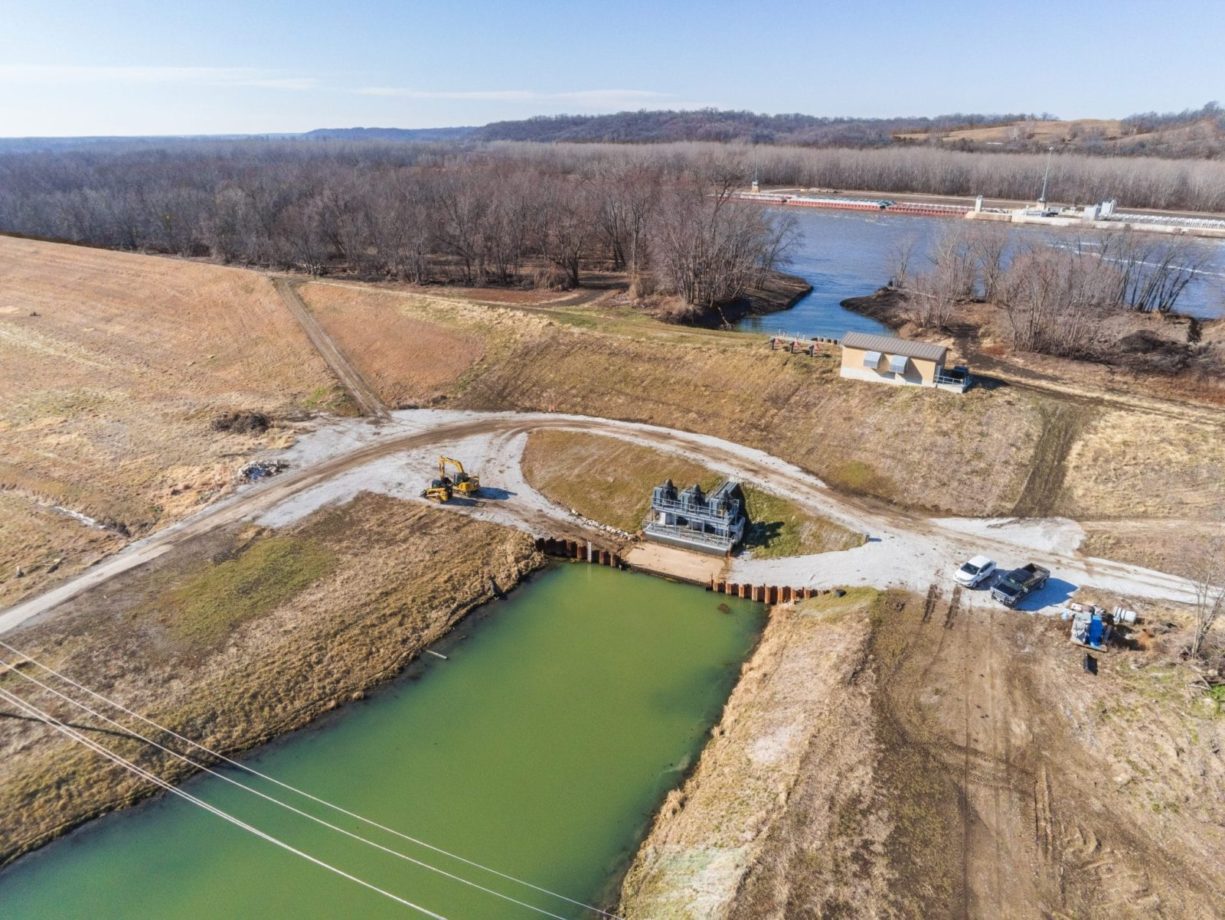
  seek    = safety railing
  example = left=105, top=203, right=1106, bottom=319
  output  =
left=644, top=522, right=737, bottom=548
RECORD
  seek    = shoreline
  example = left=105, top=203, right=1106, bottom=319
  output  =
left=0, top=502, right=545, bottom=870
left=617, top=590, right=878, bottom=917
left=839, top=286, right=908, bottom=331
left=679, top=270, right=813, bottom=329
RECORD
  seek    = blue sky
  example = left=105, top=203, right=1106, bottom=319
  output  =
left=1, top=0, right=1221, bottom=136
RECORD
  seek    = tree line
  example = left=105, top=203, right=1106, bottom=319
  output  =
left=897, top=221, right=1212, bottom=358
left=0, top=142, right=792, bottom=315
left=476, top=109, right=1031, bottom=147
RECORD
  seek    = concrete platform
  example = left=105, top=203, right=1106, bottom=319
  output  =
left=623, top=542, right=728, bottom=586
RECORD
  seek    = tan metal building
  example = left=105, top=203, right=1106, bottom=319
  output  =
left=839, top=331, right=962, bottom=390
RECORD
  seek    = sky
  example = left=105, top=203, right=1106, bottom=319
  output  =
left=1, top=0, right=1222, bottom=137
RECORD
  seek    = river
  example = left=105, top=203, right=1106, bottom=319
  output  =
left=736, top=208, right=1225, bottom=340
left=0, top=564, right=764, bottom=919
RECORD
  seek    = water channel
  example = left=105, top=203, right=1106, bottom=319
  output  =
left=736, top=208, right=1225, bottom=340
left=0, top=564, right=764, bottom=919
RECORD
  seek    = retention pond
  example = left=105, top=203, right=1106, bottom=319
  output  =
left=0, top=564, right=763, bottom=918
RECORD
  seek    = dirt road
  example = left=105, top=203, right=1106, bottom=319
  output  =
left=0, top=411, right=1199, bottom=635
left=632, top=587, right=1225, bottom=918
left=273, top=277, right=390, bottom=419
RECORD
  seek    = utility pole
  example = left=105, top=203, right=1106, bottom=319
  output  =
left=1038, top=146, right=1055, bottom=209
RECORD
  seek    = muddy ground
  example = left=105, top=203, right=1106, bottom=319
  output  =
left=621, top=590, right=1225, bottom=919
left=0, top=493, right=541, bottom=867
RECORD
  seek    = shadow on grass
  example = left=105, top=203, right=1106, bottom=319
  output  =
left=743, top=519, right=785, bottom=552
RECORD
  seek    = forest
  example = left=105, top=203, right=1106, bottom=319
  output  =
left=0, top=142, right=795, bottom=316
left=0, top=139, right=1220, bottom=327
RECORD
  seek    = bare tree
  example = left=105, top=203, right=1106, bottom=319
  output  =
left=539, top=174, right=595, bottom=288
left=653, top=173, right=794, bottom=317
left=969, top=221, right=1010, bottom=303
left=888, top=237, right=917, bottom=291
left=998, top=243, right=1112, bottom=356
left=904, top=224, right=976, bottom=329
left=1188, top=531, right=1225, bottom=659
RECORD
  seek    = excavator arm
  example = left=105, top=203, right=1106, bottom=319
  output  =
left=438, top=456, right=481, bottom=496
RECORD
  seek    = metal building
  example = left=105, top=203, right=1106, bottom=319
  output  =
left=643, top=479, right=747, bottom=555
left=838, top=331, right=967, bottom=392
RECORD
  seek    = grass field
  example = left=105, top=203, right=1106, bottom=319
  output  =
left=0, top=237, right=344, bottom=605
left=520, top=430, right=863, bottom=557
left=296, top=281, right=490, bottom=408
left=896, top=118, right=1127, bottom=146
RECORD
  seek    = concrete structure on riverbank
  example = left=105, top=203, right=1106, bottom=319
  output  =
left=839, top=331, right=967, bottom=391
left=644, top=479, right=747, bottom=555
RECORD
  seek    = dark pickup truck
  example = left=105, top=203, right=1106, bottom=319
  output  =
left=991, top=563, right=1050, bottom=607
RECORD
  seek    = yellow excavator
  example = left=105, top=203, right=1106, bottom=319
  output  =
left=438, top=456, right=481, bottom=497
left=421, top=477, right=453, bottom=503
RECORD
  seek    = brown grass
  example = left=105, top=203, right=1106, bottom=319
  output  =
left=520, top=429, right=863, bottom=555
left=1063, top=409, right=1225, bottom=519
left=0, top=237, right=344, bottom=605
left=296, top=282, right=488, bottom=407
left=522, top=430, right=719, bottom=532
left=0, top=492, right=125, bottom=607
left=462, top=331, right=1045, bottom=516
left=897, top=118, right=1127, bottom=146
left=0, top=493, right=541, bottom=867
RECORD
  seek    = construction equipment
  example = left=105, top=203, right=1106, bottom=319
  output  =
left=421, top=478, right=453, bottom=503
left=1070, top=608, right=1110, bottom=651
left=438, top=456, right=481, bottom=497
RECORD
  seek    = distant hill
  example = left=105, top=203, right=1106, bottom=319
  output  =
left=471, top=105, right=1225, bottom=157
left=302, top=126, right=478, bottom=143
left=895, top=104, right=1225, bottom=157
left=472, top=110, right=1030, bottom=147
left=3, top=104, right=1219, bottom=158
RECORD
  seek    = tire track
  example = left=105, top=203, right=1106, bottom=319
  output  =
left=0, top=411, right=1200, bottom=635
left=273, top=277, right=390, bottom=420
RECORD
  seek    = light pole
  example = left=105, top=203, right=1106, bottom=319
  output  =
left=1038, top=146, right=1055, bottom=209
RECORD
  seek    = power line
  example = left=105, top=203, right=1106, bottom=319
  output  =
left=0, top=654, right=569, bottom=920
left=0, top=640, right=622, bottom=919
left=0, top=685, right=448, bottom=920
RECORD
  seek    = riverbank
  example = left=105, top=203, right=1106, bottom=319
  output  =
left=841, top=283, right=1225, bottom=407
left=663, top=270, right=812, bottom=329
left=619, top=588, right=1225, bottom=918
left=618, top=590, right=879, bottom=916
left=0, top=493, right=542, bottom=868
left=839, top=286, right=907, bottom=330
left=1, top=563, right=764, bottom=917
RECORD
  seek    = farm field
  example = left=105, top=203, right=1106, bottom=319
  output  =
left=0, top=237, right=344, bottom=605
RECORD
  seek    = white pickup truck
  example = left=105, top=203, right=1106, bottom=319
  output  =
left=954, top=555, right=996, bottom=588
